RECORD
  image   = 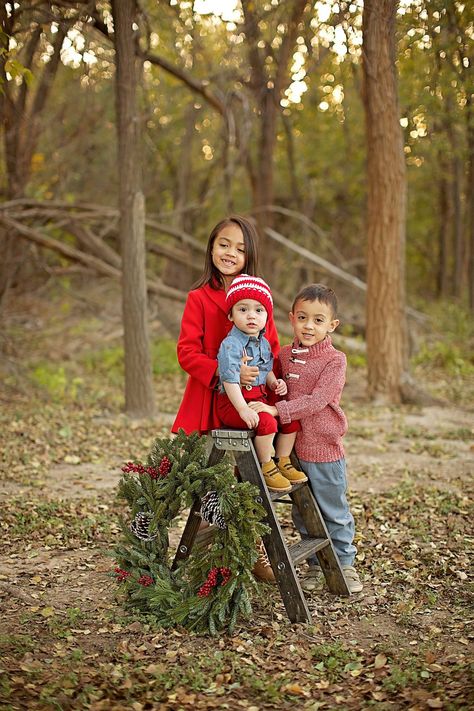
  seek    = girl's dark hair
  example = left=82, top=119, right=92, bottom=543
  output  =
left=292, top=283, right=339, bottom=318
left=193, top=215, right=259, bottom=289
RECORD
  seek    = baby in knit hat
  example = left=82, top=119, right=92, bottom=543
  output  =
left=249, top=283, right=363, bottom=594
left=216, top=274, right=307, bottom=493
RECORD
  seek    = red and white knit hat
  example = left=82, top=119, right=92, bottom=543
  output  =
left=226, top=274, right=273, bottom=316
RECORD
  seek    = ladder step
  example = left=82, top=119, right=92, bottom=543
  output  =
left=270, top=481, right=307, bottom=501
left=194, top=525, right=215, bottom=548
left=289, top=537, right=330, bottom=565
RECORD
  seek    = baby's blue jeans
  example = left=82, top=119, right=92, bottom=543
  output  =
left=292, top=458, right=357, bottom=567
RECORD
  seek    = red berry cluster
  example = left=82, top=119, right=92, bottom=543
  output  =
left=138, top=574, right=154, bottom=586
left=158, top=455, right=172, bottom=476
left=122, top=461, right=160, bottom=479
left=122, top=458, right=171, bottom=479
left=197, top=567, right=232, bottom=598
left=115, top=567, right=130, bottom=582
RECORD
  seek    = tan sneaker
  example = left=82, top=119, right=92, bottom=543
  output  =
left=252, top=540, right=276, bottom=583
left=342, top=565, right=363, bottom=593
left=261, top=460, right=292, bottom=492
left=300, top=565, right=324, bottom=592
left=277, top=456, right=308, bottom=483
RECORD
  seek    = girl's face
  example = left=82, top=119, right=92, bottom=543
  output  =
left=211, top=224, right=246, bottom=283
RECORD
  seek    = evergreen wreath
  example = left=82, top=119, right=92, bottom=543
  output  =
left=112, top=429, right=269, bottom=635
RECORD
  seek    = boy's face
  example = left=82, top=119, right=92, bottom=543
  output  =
left=229, top=299, right=268, bottom=336
left=289, top=299, right=339, bottom=347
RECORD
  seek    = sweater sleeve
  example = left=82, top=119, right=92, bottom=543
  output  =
left=176, top=290, right=219, bottom=389
left=275, top=353, right=346, bottom=424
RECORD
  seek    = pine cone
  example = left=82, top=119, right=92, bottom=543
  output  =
left=200, top=491, right=227, bottom=529
left=130, top=511, right=157, bottom=541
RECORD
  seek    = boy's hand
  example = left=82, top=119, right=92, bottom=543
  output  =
left=240, top=354, right=259, bottom=387
left=248, top=401, right=278, bottom=417
left=238, top=405, right=260, bottom=429
left=273, top=378, right=287, bottom=396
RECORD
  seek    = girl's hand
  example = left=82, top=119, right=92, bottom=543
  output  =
left=238, top=405, right=260, bottom=429
left=273, top=378, right=287, bottom=396
left=248, top=402, right=278, bottom=416
left=240, top=353, right=259, bottom=387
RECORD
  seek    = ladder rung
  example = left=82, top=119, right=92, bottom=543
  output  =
left=289, top=537, right=329, bottom=565
left=270, top=481, right=307, bottom=501
left=194, top=525, right=215, bottom=548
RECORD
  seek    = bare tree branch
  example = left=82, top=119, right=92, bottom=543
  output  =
left=0, top=214, right=187, bottom=303
left=141, top=51, right=226, bottom=115
left=265, top=226, right=425, bottom=323
left=88, top=8, right=226, bottom=115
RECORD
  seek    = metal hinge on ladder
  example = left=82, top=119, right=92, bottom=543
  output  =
left=212, top=429, right=254, bottom=451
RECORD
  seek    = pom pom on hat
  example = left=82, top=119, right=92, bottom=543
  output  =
left=226, top=274, right=273, bottom=316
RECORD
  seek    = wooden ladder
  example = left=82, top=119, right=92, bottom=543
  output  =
left=173, top=429, right=350, bottom=624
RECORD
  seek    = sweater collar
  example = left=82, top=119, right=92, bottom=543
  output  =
left=292, top=335, right=333, bottom=357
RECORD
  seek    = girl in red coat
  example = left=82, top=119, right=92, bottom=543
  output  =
left=172, top=215, right=279, bottom=435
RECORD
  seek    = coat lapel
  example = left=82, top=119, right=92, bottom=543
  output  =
left=203, top=283, right=228, bottom=315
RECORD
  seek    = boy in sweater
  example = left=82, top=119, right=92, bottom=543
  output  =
left=249, top=284, right=363, bottom=594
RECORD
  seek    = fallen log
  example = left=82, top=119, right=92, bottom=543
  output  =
left=265, top=227, right=426, bottom=323
left=0, top=214, right=187, bottom=303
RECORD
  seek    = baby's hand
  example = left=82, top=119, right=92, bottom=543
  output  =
left=273, top=378, right=287, bottom=396
left=240, top=355, right=259, bottom=387
left=238, top=405, right=260, bottom=429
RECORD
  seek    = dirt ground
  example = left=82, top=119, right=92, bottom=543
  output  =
left=0, top=283, right=473, bottom=710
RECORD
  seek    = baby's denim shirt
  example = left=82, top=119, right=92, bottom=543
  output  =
left=217, top=325, right=273, bottom=392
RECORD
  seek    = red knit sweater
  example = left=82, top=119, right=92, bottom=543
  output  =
left=275, top=336, right=348, bottom=463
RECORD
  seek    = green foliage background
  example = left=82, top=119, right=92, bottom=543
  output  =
left=2, top=1, right=470, bottom=304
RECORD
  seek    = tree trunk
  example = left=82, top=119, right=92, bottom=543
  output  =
left=240, top=0, right=308, bottom=277
left=452, top=155, right=464, bottom=296
left=253, top=92, right=278, bottom=277
left=0, top=12, right=66, bottom=310
left=436, top=164, right=452, bottom=298
left=282, top=113, right=302, bottom=209
left=446, top=114, right=464, bottom=298
left=467, top=96, right=474, bottom=311
left=111, top=0, right=155, bottom=418
left=165, top=101, right=196, bottom=292
left=362, top=0, right=408, bottom=404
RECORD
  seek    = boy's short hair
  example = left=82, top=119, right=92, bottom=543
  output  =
left=291, top=284, right=338, bottom=318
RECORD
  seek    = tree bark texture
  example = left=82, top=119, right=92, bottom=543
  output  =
left=467, top=96, right=474, bottom=311
left=111, top=0, right=155, bottom=417
left=0, top=10, right=65, bottom=309
left=436, top=156, right=452, bottom=298
left=362, top=0, right=408, bottom=404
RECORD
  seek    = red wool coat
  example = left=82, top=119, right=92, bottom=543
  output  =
left=172, top=283, right=279, bottom=435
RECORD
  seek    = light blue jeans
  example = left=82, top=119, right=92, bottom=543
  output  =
left=292, top=458, right=357, bottom=567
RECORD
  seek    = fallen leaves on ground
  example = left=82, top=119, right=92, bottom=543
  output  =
left=1, top=381, right=473, bottom=709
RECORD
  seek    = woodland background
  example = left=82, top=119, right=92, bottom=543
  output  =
left=0, top=1, right=473, bottom=710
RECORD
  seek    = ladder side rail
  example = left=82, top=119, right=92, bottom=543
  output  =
left=234, top=442, right=312, bottom=623
left=289, top=454, right=350, bottom=596
left=171, top=444, right=225, bottom=570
